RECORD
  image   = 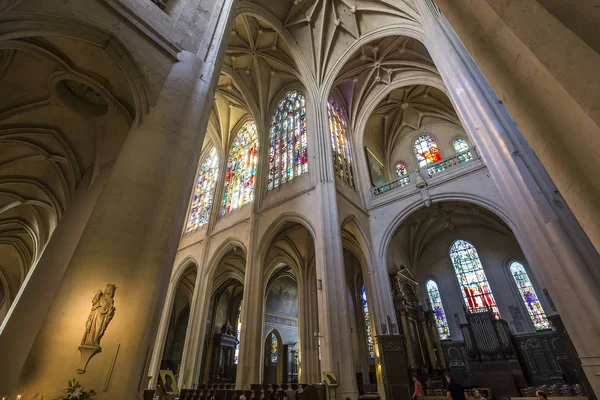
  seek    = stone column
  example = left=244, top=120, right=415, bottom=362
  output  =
left=11, top=43, right=226, bottom=399
left=0, top=168, right=107, bottom=396
left=298, top=264, right=320, bottom=383
left=310, top=97, right=358, bottom=400
left=235, top=220, right=264, bottom=389
left=418, top=1, right=600, bottom=395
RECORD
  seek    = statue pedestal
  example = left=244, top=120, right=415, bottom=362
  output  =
left=77, top=345, right=101, bottom=374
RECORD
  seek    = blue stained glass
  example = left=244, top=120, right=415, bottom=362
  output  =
left=510, top=262, right=550, bottom=330
left=361, top=285, right=375, bottom=359
left=426, top=280, right=450, bottom=340
left=186, top=147, right=219, bottom=231
left=268, top=91, right=308, bottom=190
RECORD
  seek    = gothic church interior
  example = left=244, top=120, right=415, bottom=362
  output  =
left=0, top=0, right=599, bottom=400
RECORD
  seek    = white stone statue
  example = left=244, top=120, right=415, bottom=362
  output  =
left=77, top=284, right=116, bottom=373
left=81, top=284, right=116, bottom=347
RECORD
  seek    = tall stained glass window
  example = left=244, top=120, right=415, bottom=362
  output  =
left=222, top=120, right=258, bottom=215
left=328, top=98, right=355, bottom=189
left=234, top=302, right=242, bottom=364
left=426, top=280, right=450, bottom=340
left=453, top=137, right=469, bottom=153
left=450, top=240, right=500, bottom=317
left=361, top=285, right=375, bottom=359
left=186, top=147, right=219, bottom=231
left=395, top=163, right=407, bottom=178
left=270, top=332, right=279, bottom=363
left=414, top=135, right=441, bottom=167
left=268, top=91, right=308, bottom=190
left=510, top=262, right=550, bottom=330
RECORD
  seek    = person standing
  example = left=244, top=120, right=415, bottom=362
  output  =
left=412, top=376, right=425, bottom=400
left=445, top=374, right=466, bottom=400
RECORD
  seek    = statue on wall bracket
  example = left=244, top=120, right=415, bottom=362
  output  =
left=77, top=284, right=117, bottom=374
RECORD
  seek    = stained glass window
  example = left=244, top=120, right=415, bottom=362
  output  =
left=414, top=135, right=441, bottom=167
left=510, top=262, right=550, bottom=330
left=270, top=332, right=279, bottom=363
left=361, top=285, right=375, bottom=359
left=450, top=240, right=500, bottom=318
left=328, top=98, right=355, bottom=189
left=234, top=302, right=242, bottom=364
left=426, top=280, right=450, bottom=340
left=453, top=137, right=469, bottom=153
left=221, top=121, right=258, bottom=215
left=186, top=147, right=219, bottom=231
left=268, top=91, right=308, bottom=190
left=395, top=163, right=407, bottom=178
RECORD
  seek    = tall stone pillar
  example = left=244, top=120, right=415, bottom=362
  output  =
left=399, top=310, right=415, bottom=367
left=418, top=1, right=600, bottom=395
left=310, top=97, right=359, bottom=400
left=235, top=219, right=264, bottom=389
left=298, top=265, right=320, bottom=383
left=10, top=42, right=227, bottom=398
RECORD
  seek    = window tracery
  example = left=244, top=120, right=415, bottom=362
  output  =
left=222, top=120, right=258, bottom=215
left=450, top=239, right=500, bottom=318
left=395, top=162, right=408, bottom=178
left=453, top=137, right=469, bottom=153
left=361, top=285, right=375, bottom=359
left=328, top=98, right=355, bottom=188
left=414, top=135, right=441, bottom=167
left=270, top=332, right=279, bottom=363
left=510, top=262, right=550, bottom=330
left=186, top=147, right=219, bottom=231
left=426, top=280, right=450, bottom=340
left=268, top=91, right=308, bottom=190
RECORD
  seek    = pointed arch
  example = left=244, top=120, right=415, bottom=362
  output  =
left=450, top=239, right=500, bottom=317
left=328, top=97, right=355, bottom=188
left=268, top=90, right=308, bottom=189
left=425, top=280, right=450, bottom=340
left=509, top=261, right=550, bottom=330
left=221, top=120, right=259, bottom=214
left=186, top=146, right=219, bottom=231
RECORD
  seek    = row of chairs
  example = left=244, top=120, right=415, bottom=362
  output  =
left=520, top=384, right=585, bottom=397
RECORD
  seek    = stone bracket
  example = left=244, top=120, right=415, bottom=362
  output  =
left=77, top=345, right=102, bottom=374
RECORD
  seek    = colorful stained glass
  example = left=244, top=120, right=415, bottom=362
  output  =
left=450, top=240, right=500, bottom=318
left=395, top=163, right=407, bottom=178
left=234, top=302, right=242, bottom=364
left=270, top=332, right=279, bottom=363
left=414, top=135, right=441, bottom=167
left=268, top=91, right=308, bottom=190
left=453, top=137, right=469, bottom=153
left=361, top=285, right=375, bottom=359
left=426, top=280, right=450, bottom=340
left=186, top=147, right=219, bottom=231
left=221, top=121, right=258, bottom=215
left=510, top=262, right=550, bottom=330
left=328, top=98, right=355, bottom=189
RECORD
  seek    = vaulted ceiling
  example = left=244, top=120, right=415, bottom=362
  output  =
left=387, top=202, right=512, bottom=274
left=0, top=36, right=135, bottom=319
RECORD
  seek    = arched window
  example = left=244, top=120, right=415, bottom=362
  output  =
left=414, top=135, right=441, bottom=167
left=222, top=120, right=258, bottom=215
left=234, top=302, right=242, bottom=364
left=270, top=332, right=279, bottom=363
left=268, top=91, right=308, bottom=190
left=426, top=280, right=450, bottom=340
left=510, top=262, right=550, bottom=330
left=453, top=137, right=469, bottom=153
left=186, top=147, right=219, bottom=231
left=450, top=240, right=500, bottom=317
left=361, top=285, right=375, bottom=359
left=395, top=163, right=407, bottom=178
left=328, top=98, right=355, bottom=188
